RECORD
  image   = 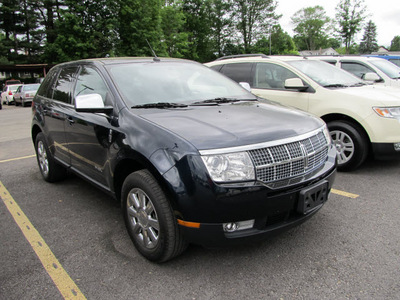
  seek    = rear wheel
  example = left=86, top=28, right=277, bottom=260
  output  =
left=122, top=170, right=187, bottom=262
left=35, top=133, right=67, bottom=182
left=328, top=120, right=368, bottom=171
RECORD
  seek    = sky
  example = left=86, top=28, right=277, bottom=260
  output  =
left=276, top=0, right=400, bottom=47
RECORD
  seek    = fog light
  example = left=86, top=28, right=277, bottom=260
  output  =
left=223, top=222, right=238, bottom=232
left=223, top=220, right=254, bottom=232
left=394, top=143, right=400, bottom=151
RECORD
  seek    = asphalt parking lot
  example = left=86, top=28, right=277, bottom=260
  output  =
left=1, top=104, right=400, bottom=300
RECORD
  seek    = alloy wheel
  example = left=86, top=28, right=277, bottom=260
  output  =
left=126, top=188, right=160, bottom=249
left=37, top=140, right=49, bottom=176
left=330, top=130, right=354, bottom=165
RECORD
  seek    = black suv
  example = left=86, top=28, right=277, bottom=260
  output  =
left=32, top=57, right=336, bottom=262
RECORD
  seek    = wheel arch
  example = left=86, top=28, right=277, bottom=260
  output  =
left=320, top=113, right=371, bottom=145
left=31, top=124, right=42, bottom=145
left=112, top=153, right=177, bottom=210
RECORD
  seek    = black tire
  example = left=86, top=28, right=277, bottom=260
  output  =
left=328, top=120, right=368, bottom=171
left=35, top=132, right=67, bottom=182
left=15, top=100, right=19, bottom=106
left=122, top=170, right=187, bottom=262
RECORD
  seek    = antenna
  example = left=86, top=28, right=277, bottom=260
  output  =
left=146, top=39, right=160, bottom=62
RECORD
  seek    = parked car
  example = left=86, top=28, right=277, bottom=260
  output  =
left=363, top=54, right=400, bottom=68
left=307, top=55, right=400, bottom=87
left=31, top=57, right=336, bottom=262
left=205, top=54, right=400, bottom=171
left=1, top=84, right=22, bottom=105
left=14, top=83, right=41, bottom=107
left=4, top=79, right=21, bottom=86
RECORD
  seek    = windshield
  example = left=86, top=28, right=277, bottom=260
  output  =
left=370, top=59, right=400, bottom=79
left=287, top=60, right=362, bottom=87
left=107, top=61, right=255, bottom=106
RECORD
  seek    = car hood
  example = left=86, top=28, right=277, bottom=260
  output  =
left=331, top=85, right=400, bottom=106
left=138, top=101, right=323, bottom=150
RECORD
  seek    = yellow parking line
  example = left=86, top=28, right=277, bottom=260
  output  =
left=0, top=181, right=86, bottom=300
left=0, top=154, right=36, bottom=164
left=331, top=188, right=359, bottom=199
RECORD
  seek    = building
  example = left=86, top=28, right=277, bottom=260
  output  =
left=0, top=64, right=51, bottom=85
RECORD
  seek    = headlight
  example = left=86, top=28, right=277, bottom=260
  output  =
left=322, top=125, right=332, bottom=146
left=373, top=107, right=400, bottom=120
left=201, top=152, right=255, bottom=182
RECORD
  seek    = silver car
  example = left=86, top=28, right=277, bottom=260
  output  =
left=14, top=83, right=41, bottom=107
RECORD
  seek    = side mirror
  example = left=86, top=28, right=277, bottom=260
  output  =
left=363, top=72, right=381, bottom=82
left=75, top=94, right=113, bottom=114
left=239, top=82, right=251, bottom=92
left=284, top=78, right=308, bottom=91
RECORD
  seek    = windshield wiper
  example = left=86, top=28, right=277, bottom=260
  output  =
left=131, top=102, right=188, bottom=109
left=323, top=84, right=349, bottom=88
left=349, top=82, right=366, bottom=87
left=191, top=97, right=256, bottom=105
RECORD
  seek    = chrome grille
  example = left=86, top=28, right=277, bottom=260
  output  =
left=248, top=131, right=329, bottom=184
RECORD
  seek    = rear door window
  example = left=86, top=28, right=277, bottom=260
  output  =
left=219, top=63, right=254, bottom=86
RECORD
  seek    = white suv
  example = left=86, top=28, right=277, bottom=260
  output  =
left=205, top=55, right=400, bottom=171
left=307, top=55, right=400, bottom=87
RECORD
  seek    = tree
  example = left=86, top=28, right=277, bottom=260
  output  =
left=390, top=36, right=400, bottom=51
left=335, top=0, right=367, bottom=54
left=209, top=0, right=233, bottom=57
left=41, top=0, right=119, bottom=63
left=291, top=6, right=331, bottom=51
left=160, top=3, right=190, bottom=58
left=181, top=0, right=213, bottom=62
left=253, top=25, right=297, bottom=55
left=19, top=0, right=45, bottom=63
left=359, top=20, right=378, bottom=54
left=118, top=0, right=166, bottom=57
left=233, top=0, right=280, bottom=53
left=0, top=0, right=25, bottom=62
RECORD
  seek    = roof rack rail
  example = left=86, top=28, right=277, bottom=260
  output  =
left=215, top=53, right=269, bottom=61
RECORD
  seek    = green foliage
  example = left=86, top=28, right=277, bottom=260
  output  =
left=253, top=25, right=297, bottom=55
left=335, top=44, right=359, bottom=54
left=291, top=6, right=331, bottom=51
left=359, top=20, right=378, bottom=54
left=209, top=0, right=234, bottom=57
left=43, top=0, right=119, bottom=63
left=118, top=0, right=166, bottom=57
left=335, top=0, right=367, bottom=54
left=233, top=0, right=280, bottom=53
left=390, top=36, right=400, bottom=51
left=160, top=3, right=190, bottom=58
left=0, top=0, right=25, bottom=62
left=181, top=0, right=214, bottom=62
left=1, top=1, right=377, bottom=65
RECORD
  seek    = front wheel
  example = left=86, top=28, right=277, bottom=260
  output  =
left=122, top=170, right=187, bottom=262
left=328, top=121, right=368, bottom=171
left=35, top=133, right=67, bottom=182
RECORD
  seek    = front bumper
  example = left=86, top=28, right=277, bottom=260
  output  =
left=372, top=142, right=400, bottom=160
left=173, top=148, right=337, bottom=247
